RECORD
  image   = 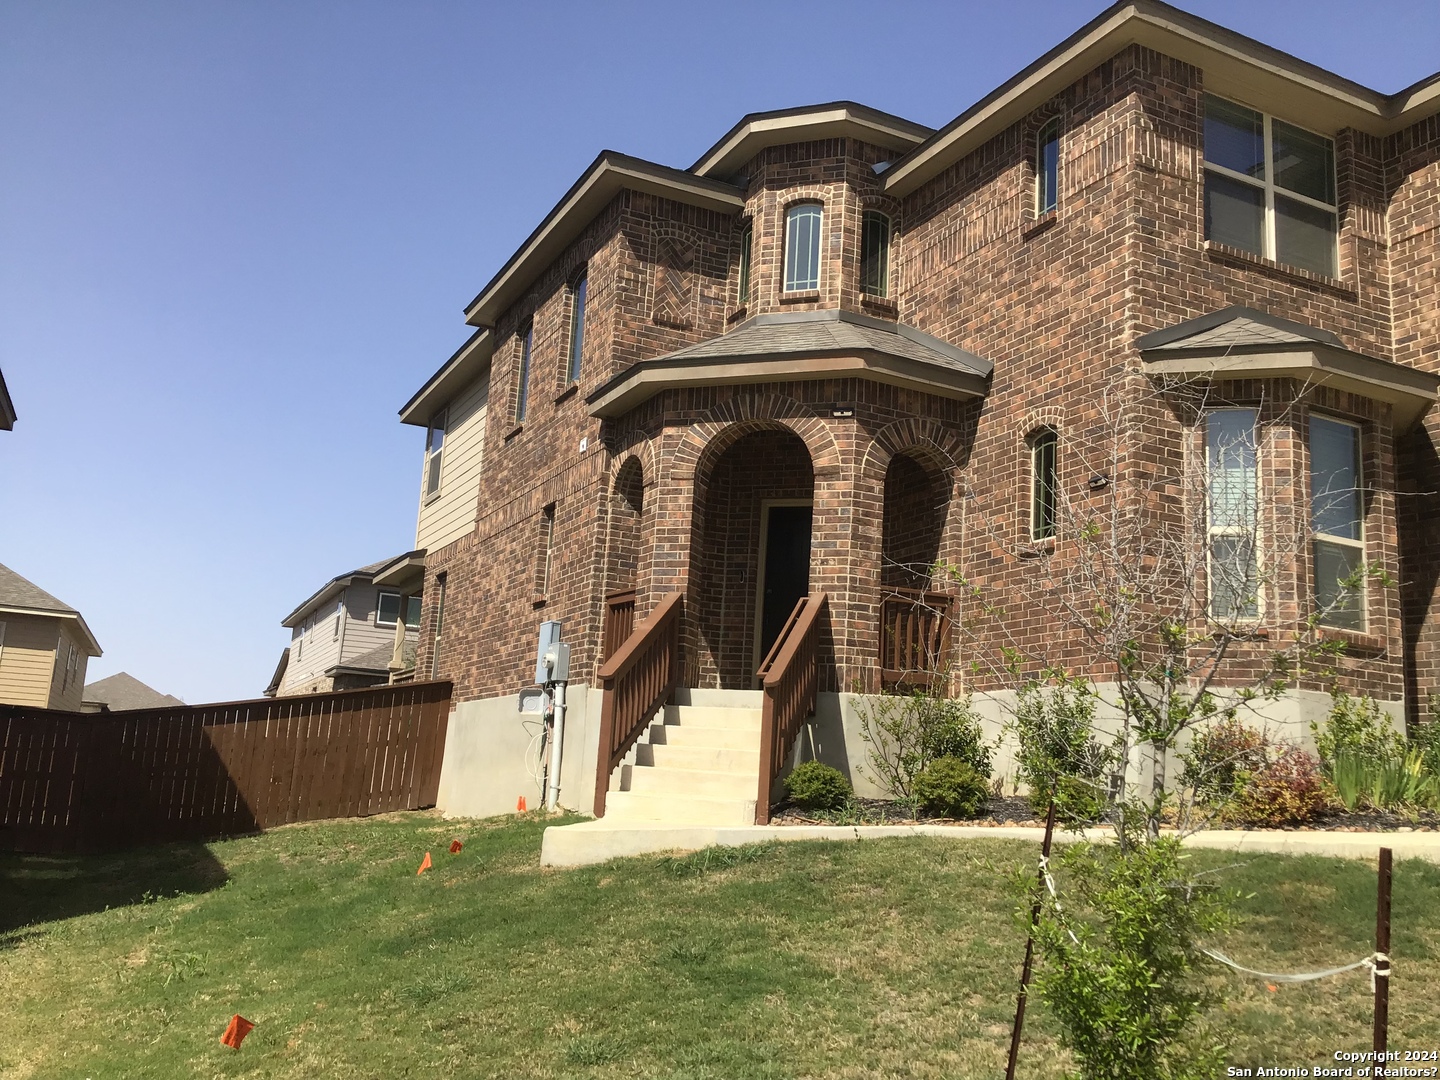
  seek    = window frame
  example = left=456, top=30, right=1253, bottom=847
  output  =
left=1203, top=95, right=1339, bottom=276
left=782, top=202, right=823, bottom=293
left=534, top=503, right=556, bottom=603
left=424, top=408, right=447, bottom=501
left=1308, top=412, right=1366, bottom=631
left=1035, top=117, right=1060, bottom=216
left=860, top=210, right=891, bottom=298
left=737, top=220, right=753, bottom=306
left=430, top=573, right=446, bottom=679
left=376, top=590, right=402, bottom=628
left=1204, top=408, right=1263, bottom=622
left=333, top=598, right=343, bottom=640
left=566, top=273, right=587, bottom=386
left=1028, top=427, right=1058, bottom=542
left=404, top=594, right=422, bottom=631
left=515, top=323, right=533, bottom=422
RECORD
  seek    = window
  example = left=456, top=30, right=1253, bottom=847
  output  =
left=425, top=409, right=446, bottom=499
left=1310, top=415, right=1364, bottom=630
left=1206, top=409, right=1260, bottom=620
left=861, top=211, right=890, bottom=297
left=404, top=595, right=422, bottom=630
left=535, top=503, right=556, bottom=599
left=1204, top=95, right=1337, bottom=277
left=783, top=203, right=822, bottom=292
left=430, top=573, right=446, bottom=679
left=515, top=324, right=533, bottom=422
left=737, top=221, right=753, bottom=305
left=0, top=622, right=5, bottom=666
left=1036, top=118, right=1060, bottom=215
left=377, top=590, right=401, bottom=627
left=566, top=274, right=587, bottom=385
left=1029, top=428, right=1058, bottom=541
left=333, top=598, right=343, bottom=640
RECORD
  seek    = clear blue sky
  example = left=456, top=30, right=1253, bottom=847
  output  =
left=2, top=1, right=1435, bottom=703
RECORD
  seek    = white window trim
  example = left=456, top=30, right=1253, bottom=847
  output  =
left=1309, top=413, right=1367, bottom=631
left=376, top=590, right=402, bottom=628
left=0, top=621, right=6, bottom=667
left=333, top=598, right=343, bottom=640
left=860, top=210, right=892, bottom=298
left=1204, top=97, right=1338, bottom=272
left=782, top=202, right=823, bottom=293
left=1035, top=117, right=1060, bottom=216
left=424, top=408, right=447, bottom=503
left=1205, top=409, right=1264, bottom=623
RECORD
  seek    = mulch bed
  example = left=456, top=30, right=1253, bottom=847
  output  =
left=770, top=795, right=1440, bottom=832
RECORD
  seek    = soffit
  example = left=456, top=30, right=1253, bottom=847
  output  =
left=690, top=102, right=935, bottom=179
left=400, top=329, right=493, bottom=427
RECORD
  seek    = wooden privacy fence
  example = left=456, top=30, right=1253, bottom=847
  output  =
left=0, top=681, right=452, bottom=853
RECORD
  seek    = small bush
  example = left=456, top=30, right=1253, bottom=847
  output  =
left=1039, top=773, right=1107, bottom=826
left=855, top=687, right=991, bottom=803
left=1232, top=746, right=1329, bottom=826
left=914, top=757, right=989, bottom=819
left=1013, top=674, right=1115, bottom=824
left=1180, top=716, right=1269, bottom=809
left=1314, top=691, right=1403, bottom=773
left=784, top=761, right=852, bottom=811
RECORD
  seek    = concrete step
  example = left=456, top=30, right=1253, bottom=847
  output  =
left=603, top=789, right=757, bottom=827
left=663, top=704, right=762, bottom=730
left=647, top=723, right=759, bottom=751
left=625, top=765, right=755, bottom=799
left=638, top=742, right=761, bottom=773
left=674, top=688, right=764, bottom=709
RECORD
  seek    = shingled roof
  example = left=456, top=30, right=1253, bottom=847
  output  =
left=0, top=562, right=101, bottom=654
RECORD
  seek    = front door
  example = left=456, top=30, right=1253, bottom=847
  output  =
left=757, top=502, right=813, bottom=668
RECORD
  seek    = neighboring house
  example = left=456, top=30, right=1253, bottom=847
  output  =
left=0, top=366, right=14, bottom=431
left=397, top=0, right=1440, bottom=821
left=0, top=563, right=102, bottom=711
left=270, top=552, right=425, bottom=696
left=81, top=672, right=184, bottom=713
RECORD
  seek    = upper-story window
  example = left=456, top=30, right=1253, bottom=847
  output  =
left=1204, top=95, right=1337, bottom=277
left=424, top=408, right=446, bottom=499
left=861, top=211, right=891, bottom=297
left=738, top=221, right=753, bottom=305
left=1206, top=409, right=1260, bottom=621
left=1035, top=118, right=1060, bottom=215
left=783, top=203, right=823, bottom=292
left=515, top=324, right=533, bottom=422
left=1309, top=415, right=1364, bottom=630
left=566, top=273, right=587, bottom=385
left=333, top=598, right=343, bottom=640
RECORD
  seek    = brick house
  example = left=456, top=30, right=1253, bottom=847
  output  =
left=399, top=0, right=1440, bottom=823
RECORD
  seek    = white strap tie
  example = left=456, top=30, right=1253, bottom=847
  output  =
left=1203, top=949, right=1392, bottom=992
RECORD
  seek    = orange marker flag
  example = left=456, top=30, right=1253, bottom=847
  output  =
left=220, top=1014, right=255, bottom=1049
left=416, top=852, right=432, bottom=875
left=517, top=795, right=527, bottom=812
left=449, top=839, right=463, bottom=854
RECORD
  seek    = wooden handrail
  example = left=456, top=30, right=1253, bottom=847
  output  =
left=879, top=587, right=954, bottom=690
left=593, top=590, right=684, bottom=817
left=601, top=589, right=637, bottom=662
left=754, top=592, right=827, bottom=825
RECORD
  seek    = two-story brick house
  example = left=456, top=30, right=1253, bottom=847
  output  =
left=400, top=0, right=1440, bottom=823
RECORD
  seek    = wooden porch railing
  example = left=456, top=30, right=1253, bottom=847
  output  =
left=754, top=592, right=827, bottom=825
left=879, top=587, right=955, bottom=691
left=601, top=589, right=637, bottom=662
left=592, top=590, right=684, bottom=818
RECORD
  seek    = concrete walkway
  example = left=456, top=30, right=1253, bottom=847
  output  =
left=539, top=818, right=1440, bottom=868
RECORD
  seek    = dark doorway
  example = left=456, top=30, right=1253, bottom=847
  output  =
left=758, top=503, right=813, bottom=666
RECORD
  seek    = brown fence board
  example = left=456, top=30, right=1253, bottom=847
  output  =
left=0, top=681, right=452, bottom=853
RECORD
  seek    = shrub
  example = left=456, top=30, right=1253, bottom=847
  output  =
left=1179, top=716, right=1269, bottom=809
left=1314, top=691, right=1403, bottom=773
left=1412, top=715, right=1440, bottom=778
left=1012, top=674, right=1114, bottom=824
left=855, top=688, right=991, bottom=804
left=783, top=761, right=852, bottom=811
left=1232, top=746, right=1329, bottom=826
left=913, top=757, right=989, bottom=819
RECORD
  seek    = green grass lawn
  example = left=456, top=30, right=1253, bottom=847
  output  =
left=3, top=813, right=1438, bottom=1079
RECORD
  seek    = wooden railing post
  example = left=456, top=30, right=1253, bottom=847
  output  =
left=754, top=592, right=828, bottom=825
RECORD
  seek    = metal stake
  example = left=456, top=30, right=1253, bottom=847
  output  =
left=1374, top=846, right=1392, bottom=1058
left=1005, top=800, right=1058, bottom=1080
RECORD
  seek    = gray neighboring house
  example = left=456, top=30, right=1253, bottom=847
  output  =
left=82, top=672, right=185, bottom=713
left=267, top=551, right=425, bottom=697
left=0, top=366, right=15, bottom=430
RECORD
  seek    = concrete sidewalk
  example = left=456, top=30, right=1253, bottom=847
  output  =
left=539, top=818, right=1440, bottom=868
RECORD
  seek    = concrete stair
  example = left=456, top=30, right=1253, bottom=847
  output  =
left=603, top=699, right=763, bottom=826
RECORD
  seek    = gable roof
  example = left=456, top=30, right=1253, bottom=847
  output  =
left=264, top=647, right=289, bottom=697
left=882, top=0, right=1440, bottom=197
left=0, top=366, right=14, bottom=430
left=586, top=309, right=992, bottom=418
left=82, top=672, right=184, bottom=711
left=399, top=327, right=493, bottom=426
left=1137, top=306, right=1440, bottom=430
left=690, top=101, right=934, bottom=179
left=0, top=562, right=102, bottom=655
left=281, top=552, right=422, bottom=628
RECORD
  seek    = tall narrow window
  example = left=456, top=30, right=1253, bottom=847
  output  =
left=1036, top=118, right=1060, bottom=215
left=1204, top=95, right=1337, bottom=276
left=535, top=504, right=556, bottom=600
left=404, top=595, right=422, bottom=630
left=737, top=221, right=753, bottom=305
left=861, top=210, right=890, bottom=297
left=566, top=274, right=587, bottom=385
left=429, top=573, right=446, bottom=679
left=333, top=598, right=343, bottom=640
left=1030, top=428, right=1058, bottom=540
left=1310, top=415, right=1364, bottom=629
left=425, top=409, right=446, bottom=498
left=783, top=203, right=822, bottom=292
left=1206, top=409, right=1260, bottom=620
left=515, top=325, right=533, bottom=422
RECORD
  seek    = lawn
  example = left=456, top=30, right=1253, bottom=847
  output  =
left=2, top=813, right=1438, bottom=1079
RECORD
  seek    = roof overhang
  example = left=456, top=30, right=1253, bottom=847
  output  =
left=400, top=329, right=493, bottom=427
left=884, top=0, right=1440, bottom=198
left=461, top=152, right=745, bottom=329
left=0, top=605, right=102, bottom=656
left=1141, top=345, right=1440, bottom=432
left=372, top=550, right=426, bottom=592
left=690, top=102, right=934, bottom=179
left=0, top=367, right=14, bottom=431
left=587, top=350, right=989, bottom=420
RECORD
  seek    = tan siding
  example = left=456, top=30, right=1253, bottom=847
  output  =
left=0, top=615, right=61, bottom=708
left=48, top=623, right=90, bottom=711
left=416, top=374, right=488, bottom=552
